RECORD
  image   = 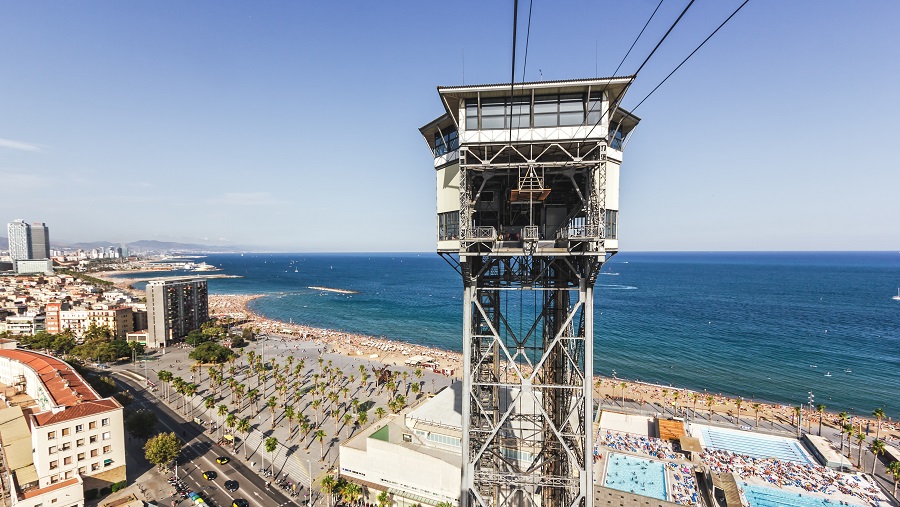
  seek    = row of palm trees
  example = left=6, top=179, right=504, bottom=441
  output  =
left=319, top=475, right=456, bottom=507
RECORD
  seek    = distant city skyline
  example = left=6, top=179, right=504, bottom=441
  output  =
left=2, top=2, right=898, bottom=252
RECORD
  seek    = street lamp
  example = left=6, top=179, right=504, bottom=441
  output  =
left=807, top=391, right=814, bottom=434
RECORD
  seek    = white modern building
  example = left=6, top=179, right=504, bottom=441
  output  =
left=7, top=220, right=31, bottom=262
left=0, top=348, right=126, bottom=507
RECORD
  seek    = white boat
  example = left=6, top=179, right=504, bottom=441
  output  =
left=824, top=372, right=832, bottom=377
left=893, top=288, right=900, bottom=301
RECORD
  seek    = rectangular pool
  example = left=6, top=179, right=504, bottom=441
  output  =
left=742, top=483, right=864, bottom=507
left=603, top=453, right=667, bottom=501
left=694, top=425, right=812, bottom=464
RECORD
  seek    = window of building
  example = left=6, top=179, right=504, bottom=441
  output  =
left=437, top=211, right=460, bottom=241
left=78, top=453, right=85, bottom=461
left=433, top=128, right=459, bottom=157
left=89, top=421, right=97, bottom=430
left=587, top=93, right=603, bottom=126
left=50, top=475, right=58, bottom=484
left=61, top=443, right=70, bottom=451
left=49, top=445, right=57, bottom=454
left=75, top=424, right=83, bottom=433
left=91, top=449, right=98, bottom=457
left=90, top=436, right=97, bottom=444
left=425, top=432, right=461, bottom=448
left=64, top=457, right=72, bottom=465
left=609, top=121, right=624, bottom=150
left=49, top=460, right=58, bottom=470
left=77, top=438, right=84, bottom=447
left=61, top=428, right=70, bottom=436
left=102, top=432, right=111, bottom=440
left=465, top=99, right=479, bottom=131
left=479, top=97, right=530, bottom=130
left=103, top=445, right=111, bottom=454
left=101, top=418, right=109, bottom=427
left=48, top=431, right=56, bottom=440
left=604, top=210, right=618, bottom=239
left=78, top=466, right=86, bottom=474
left=91, top=463, right=100, bottom=471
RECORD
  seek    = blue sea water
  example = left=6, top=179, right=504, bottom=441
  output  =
left=122, top=251, right=900, bottom=416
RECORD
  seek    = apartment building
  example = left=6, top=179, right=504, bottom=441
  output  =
left=146, top=278, right=208, bottom=348
left=0, top=348, right=126, bottom=507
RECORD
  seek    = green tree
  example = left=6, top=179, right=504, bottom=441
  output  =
left=264, top=436, right=278, bottom=472
left=376, top=491, right=390, bottom=507
left=189, top=342, right=236, bottom=363
left=887, top=460, right=900, bottom=499
left=125, top=409, right=157, bottom=438
left=284, top=405, right=296, bottom=441
left=267, top=396, right=278, bottom=429
left=237, top=418, right=251, bottom=459
left=855, top=431, right=867, bottom=467
left=375, top=407, right=386, bottom=420
left=873, top=408, right=886, bottom=440
left=814, top=403, right=826, bottom=436
left=315, top=429, right=327, bottom=461
left=158, top=370, right=173, bottom=402
left=871, top=439, right=886, bottom=475
left=321, top=475, right=338, bottom=507
left=144, top=432, right=182, bottom=470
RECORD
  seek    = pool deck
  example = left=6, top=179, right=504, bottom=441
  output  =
left=737, top=475, right=869, bottom=507
left=597, top=449, right=700, bottom=505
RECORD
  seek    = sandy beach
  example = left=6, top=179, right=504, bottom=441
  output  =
left=96, top=270, right=900, bottom=443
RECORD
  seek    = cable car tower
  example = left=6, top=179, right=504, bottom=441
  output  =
left=421, top=78, right=639, bottom=507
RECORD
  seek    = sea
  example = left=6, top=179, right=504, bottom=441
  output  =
left=120, top=251, right=900, bottom=417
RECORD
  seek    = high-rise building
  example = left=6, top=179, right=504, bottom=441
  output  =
left=29, top=222, right=50, bottom=259
left=146, top=278, right=209, bottom=348
left=7, top=220, right=31, bottom=261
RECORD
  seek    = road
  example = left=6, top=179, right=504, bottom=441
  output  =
left=113, top=370, right=298, bottom=507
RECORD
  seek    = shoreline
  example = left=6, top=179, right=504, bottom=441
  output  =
left=212, top=292, right=899, bottom=443
left=90, top=270, right=899, bottom=442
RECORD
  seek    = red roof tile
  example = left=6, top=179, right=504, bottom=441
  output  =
left=21, top=477, right=81, bottom=499
left=0, top=350, right=100, bottom=406
left=32, top=399, right=121, bottom=426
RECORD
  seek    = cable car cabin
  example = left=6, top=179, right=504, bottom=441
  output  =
left=420, top=77, right=639, bottom=257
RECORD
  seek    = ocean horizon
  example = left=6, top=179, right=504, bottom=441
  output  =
left=119, top=250, right=900, bottom=417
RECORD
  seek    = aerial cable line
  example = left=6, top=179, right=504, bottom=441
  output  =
left=612, top=0, right=666, bottom=78
left=629, top=0, right=751, bottom=114
left=521, top=0, right=534, bottom=83
left=582, top=0, right=696, bottom=142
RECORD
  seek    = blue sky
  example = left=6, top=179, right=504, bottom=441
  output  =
left=2, top=1, right=898, bottom=251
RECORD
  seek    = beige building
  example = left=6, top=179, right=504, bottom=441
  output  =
left=0, top=348, right=126, bottom=507
left=57, top=307, right=133, bottom=339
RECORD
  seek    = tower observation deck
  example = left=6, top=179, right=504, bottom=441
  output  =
left=420, top=78, right=640, bottom=507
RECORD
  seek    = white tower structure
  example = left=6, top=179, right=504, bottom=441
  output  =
left=421, top=78, right=640, bottom=507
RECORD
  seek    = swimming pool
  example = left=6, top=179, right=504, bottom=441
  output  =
left=742, top=483, right=864, bottom=507
left=603, top=453, right=667, bottom=501
left=695, top=425, right=812, bottom=464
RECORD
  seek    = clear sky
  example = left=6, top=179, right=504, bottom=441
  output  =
left=2, top=1, right=898, bottom=252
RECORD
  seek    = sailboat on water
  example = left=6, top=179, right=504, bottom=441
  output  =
left=893, top=288, right=900, bottom=301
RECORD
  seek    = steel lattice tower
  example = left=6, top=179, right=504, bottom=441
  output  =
left=420, top=78, right=639, bottom=507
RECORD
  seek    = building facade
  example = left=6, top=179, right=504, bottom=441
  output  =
left=29, top=223, right=50, bottom=260
left=146, top=278, right=209, bottom=348
left=7, top=220, right=32, bottom=261
left=0, top=348, right=126, bottom=507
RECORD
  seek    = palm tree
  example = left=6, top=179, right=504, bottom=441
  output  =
left=320, top=474, right=337, bottom=507
left=815, top=404, right=826, bottom=436
left=237, top=418, right=251, bottom=459
left=691, top=393, right=700, bottom=418
left=752, top=403, right=761, bottom=428
left=837, top=412, right=848, bottom=449
left=705, top=395, right=715, bottom=420
left=886, top=461, right=900, bottom=499
left=343, top=482, right=362, bottom=506
left=204, top=396, right=215, bottom=420
left=841, top=423, right=854, bottom=457
left=873, top=408, right=886, bottom=440
left=619, top=382, right=627, bottom=406
left=735, top=398, right=743, bottom=426
left=794, top=406, right=803, bottom=436
left=375, top=407, right=386, bottom=420
left=267, top=396, right=278, bottom=429
left=311, top=399, right=323, bottom=426
left=158, top=370, right=173, bottom=402
left=226, top=413, right=237, bottom=440
left=217, top=405, right=228, bottom=439
left=672, top=391, right=680, bottom=415
left=300, top=419, right=311, bottom=440
left=315, top=429, right=328, bottom=461
left=183, top=383, right=198, bottom=418
left=376, top=491, right=390, bottom=507
left=284, top=405, right=296, bottom=441
left=870, top=439, right=885, bottom=475
left=855, top=430, right=866, bottom=467
left=356, top=410, right=368, bottom=429
left=343, top=413, right=353, bottom=437
left=248, top=389, right=260, bottom=416
left=264, top=436, right=278, bottom=473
